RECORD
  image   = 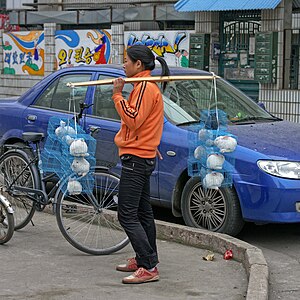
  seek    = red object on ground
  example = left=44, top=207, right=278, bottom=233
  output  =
left=223, top=249, right=233, bottom=260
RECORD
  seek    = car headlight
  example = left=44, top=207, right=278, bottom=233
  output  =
left=257, top=160, right=300, bottom=179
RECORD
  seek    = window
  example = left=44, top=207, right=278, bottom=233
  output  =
left=163, top=78, right=273, bottom=126
left=93, top=75, right=133, bottom=120
left=0, top=0, right=6, bottom=9
left=34, top=74, right=91, bottom=112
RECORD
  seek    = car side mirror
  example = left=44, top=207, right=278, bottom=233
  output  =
left=258, top=102, right=266, bottom=111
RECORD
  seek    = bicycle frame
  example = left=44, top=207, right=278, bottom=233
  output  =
left=1, top=146, right=51, bottom=206
left=0, top=104, right=129, bottom=254
left=1, top=147, right=103, bottom=214
left=0, top=193, right=14, bottom=214
left=1, top=101, right=105, bottom=211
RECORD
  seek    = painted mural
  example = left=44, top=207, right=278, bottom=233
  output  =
left=55, top=29, right=112, bottom=69
left=124, top=31, right=194, bottom=67
left=3, top=31, right=44, bottom=75
left=2, top=29, right=191, bottom=75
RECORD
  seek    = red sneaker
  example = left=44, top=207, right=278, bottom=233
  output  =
left=122, top=267, right=159, bottom=284
left=116, top=257, right=138, bottom=272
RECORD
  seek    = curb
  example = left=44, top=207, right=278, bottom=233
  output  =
left=44, top=206, right=268, bottom=299
left=155, top=220, right=269, bottom=300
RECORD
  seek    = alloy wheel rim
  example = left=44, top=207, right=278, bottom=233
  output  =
left=189, top=182, right=226, bottom=231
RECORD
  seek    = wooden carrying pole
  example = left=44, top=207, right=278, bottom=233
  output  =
left=67, top=75, right=219, bottom=88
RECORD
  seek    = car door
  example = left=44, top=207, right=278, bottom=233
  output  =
left=85, top=73, right=160, bottom=200
left=22, top=72, right=93, bottom=141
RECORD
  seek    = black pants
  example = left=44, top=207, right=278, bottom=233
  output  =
left=117, top=154, right=158, bottom=270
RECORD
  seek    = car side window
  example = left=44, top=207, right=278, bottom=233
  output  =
left=34, top=74, right=91, bottom=112
left=93, top=75, right=133, bottom=121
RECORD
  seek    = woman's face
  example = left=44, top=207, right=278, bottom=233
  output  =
left=123, top=54, right=142, bottom=77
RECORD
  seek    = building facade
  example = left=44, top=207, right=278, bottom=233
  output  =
left=179, top=0, right=300, bottom=122
left=2, top=0, right=300, bottom=122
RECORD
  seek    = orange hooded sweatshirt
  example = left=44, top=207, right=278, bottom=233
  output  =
left=112, top=70, right=164, bottom=158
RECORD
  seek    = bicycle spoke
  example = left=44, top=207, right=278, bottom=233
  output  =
left=56, top=169, right=129, bottom=255
left=0, top=151, right=37, bottom=230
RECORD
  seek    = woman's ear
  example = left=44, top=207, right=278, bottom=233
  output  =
left=136, top=59, right=143, bottom=70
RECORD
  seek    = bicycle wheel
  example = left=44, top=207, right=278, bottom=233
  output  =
left=0, top=195, right=14, bottom=244
left=56, top=168, right=129, bottom=255
left=0, top=150, right=39, bottom=230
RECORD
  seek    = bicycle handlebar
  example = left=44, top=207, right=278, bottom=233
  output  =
left=74, top=101, right=93, bottom=124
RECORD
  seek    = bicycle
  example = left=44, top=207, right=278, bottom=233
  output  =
left=0, top=103, right=129, bottom=255
left=0, top=191, right=14, bottom=244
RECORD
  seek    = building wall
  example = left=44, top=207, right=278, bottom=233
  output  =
left=195, top=12, right=219, bottom=75
left=193, top=1, right=300, bottom=123
left=0, top=23, right=191, bottom=98
left=2, top=1, right=300, bottom=123
left=0, top=29, right=41, bottom=97
left=259, top=0, right=300, bottom=123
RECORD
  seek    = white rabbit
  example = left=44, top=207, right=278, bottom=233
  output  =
left=62, top=134, right=74, bottom=145
left=206, top=153, right=225, bottom=170
left=194, top=145, right=206, bottom=160
left=55, top=120, right=76, bottom=137
left=67, top=179, right=82, bottom=195
left=65, top=125, right=76, bottom=135
left=55, top=120, right=66, bottom=137
left=70, top=138, right=88, bottom=157
left=71, top=157, right=90, bottom=176
left=203, top=172, right=224, bottom=190
left=205, top=139, right=215, bottom=147
left=198, top=128, right=213, bottom=142
left=214, top=136, right=237, bottom=153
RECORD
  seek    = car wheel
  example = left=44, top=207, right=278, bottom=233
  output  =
left=181, top=177, right=244, bottom=236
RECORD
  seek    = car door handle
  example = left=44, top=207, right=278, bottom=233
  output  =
left=27, top=115, right=37, bottom=121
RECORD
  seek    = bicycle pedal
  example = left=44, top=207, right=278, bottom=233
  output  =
left=35, top=203, right=46, bottom=212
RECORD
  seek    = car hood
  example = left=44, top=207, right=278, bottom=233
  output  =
left=229, top=120, right=300, bottom=161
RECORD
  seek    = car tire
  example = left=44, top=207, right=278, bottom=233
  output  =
left=181, top=177, right=244, bottom=236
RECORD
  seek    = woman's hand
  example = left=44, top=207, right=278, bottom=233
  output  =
left=156, top=149, right=163, bottom=160
left=113, top=77, right=125, bottom=94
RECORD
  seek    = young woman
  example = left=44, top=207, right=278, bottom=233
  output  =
left=112, top=45, right=170, bottom=284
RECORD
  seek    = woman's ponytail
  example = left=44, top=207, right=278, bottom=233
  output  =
left=127, top=45, right=171, bottom=91
left=156, top=56, right=170, bottom=91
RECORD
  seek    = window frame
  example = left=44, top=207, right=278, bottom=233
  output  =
left=32, top=73, right=93, bottom=113
left=92, top=74, right=133, bottom=121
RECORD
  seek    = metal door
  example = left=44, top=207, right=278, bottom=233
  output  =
left=219, top=11, right=261, bottom=100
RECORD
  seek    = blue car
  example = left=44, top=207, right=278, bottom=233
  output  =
left=0, top=65, right=299, bottom=236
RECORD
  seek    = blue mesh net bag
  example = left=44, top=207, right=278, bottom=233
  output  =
left=187, top=109, right=237, bottom=189
left=41, top=116, right=96, bottom=195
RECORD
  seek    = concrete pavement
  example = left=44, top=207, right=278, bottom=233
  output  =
left=0, top=210, right=267, bottom=300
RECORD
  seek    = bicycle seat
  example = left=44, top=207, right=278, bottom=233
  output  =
left=22, top=132, right=45, bottom=142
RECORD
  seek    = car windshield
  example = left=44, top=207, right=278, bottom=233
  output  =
left=162, top=77, right=277, bottom=126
